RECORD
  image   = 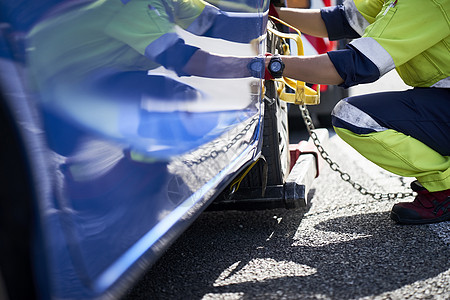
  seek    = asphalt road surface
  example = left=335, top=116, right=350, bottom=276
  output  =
left=124, top=72, right=450, bottom=300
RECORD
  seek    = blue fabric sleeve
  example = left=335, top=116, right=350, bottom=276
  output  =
left=320, top=5, right=360, bottom=41
left=153, top=39, right=200, bottom=76
left=327, top=45, right=380, bottom=88
left=201, top=13, right=265, bottom=43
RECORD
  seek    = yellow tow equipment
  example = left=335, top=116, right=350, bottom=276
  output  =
left=267, top=15, right=320, bottom=105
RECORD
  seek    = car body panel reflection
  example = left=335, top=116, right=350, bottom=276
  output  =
left=1, top=0, right=270, bottom=298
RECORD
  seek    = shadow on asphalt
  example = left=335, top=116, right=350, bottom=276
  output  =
left=125, top=207, right=449, bottom=299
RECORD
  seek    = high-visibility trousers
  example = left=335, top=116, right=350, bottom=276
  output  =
left=331, top=87, right=450, bottom=192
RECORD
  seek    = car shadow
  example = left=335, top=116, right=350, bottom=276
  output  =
left=124, top=207, right=449, bottom=299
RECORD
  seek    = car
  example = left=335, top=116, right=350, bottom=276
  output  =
left=0, top=0, right=324, bottom=298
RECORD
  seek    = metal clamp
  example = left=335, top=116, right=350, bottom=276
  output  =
left=268, top=16, right=320, bottom=106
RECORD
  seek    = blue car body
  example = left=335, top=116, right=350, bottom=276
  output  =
left=0, top=0, right=271, bottom=298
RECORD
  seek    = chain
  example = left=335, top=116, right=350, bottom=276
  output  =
left=298, top=104, right=415, bottom=200
left=184, top=116, right=258, bottom=167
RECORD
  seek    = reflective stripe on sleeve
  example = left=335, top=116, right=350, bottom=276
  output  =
left=187, top=5, right=265, bottom=42
left=144, top=32, right=180, bottom=60
left=186, top=4, right=218, bottom=35
left=350, top=37, right=395, bottom=77
left=343, top=0, right=370, bottom=36
left=332, top=100, right=388, bottom=132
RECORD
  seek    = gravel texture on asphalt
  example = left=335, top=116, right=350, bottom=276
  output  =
left=125, top=132, right=450, bottom=300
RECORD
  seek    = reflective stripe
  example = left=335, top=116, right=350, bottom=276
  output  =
left=186, top=4, right=264, bottom=36
left=332, top=100, right=388, bottom=132
left=221, top=11, right=263, bottom=18
left=144, top=33, right=180, bottom=60
left=343, top=0, right=370, bottom=36
left=186, top=4, right=218, bottom=35
left=431, top=76, right=450, bottom=88
left=350, top=37, right=395, bottom=76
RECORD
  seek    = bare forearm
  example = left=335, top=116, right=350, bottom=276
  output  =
left=183, top=50, right=343, bottom=85
left=183, top=49, right=253, bottom=78
left=272, top=54, right=343, bottom=85
left=275, top=8, right=328, bottom=38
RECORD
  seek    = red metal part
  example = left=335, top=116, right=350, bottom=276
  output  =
left=289, top=140, right=320, bottom=177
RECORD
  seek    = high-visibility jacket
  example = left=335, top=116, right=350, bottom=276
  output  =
left=347, top=0, right=450, bottom=88
left=27, top=0, right=203, bottom=85
left=27, top=0, right=263, bottom=88
left=324, top=0, right=450, bottom=192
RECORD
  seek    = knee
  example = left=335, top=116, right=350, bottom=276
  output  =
left=331, top=98, right=387, bottom=134
left=331, top=98, right=350, bottom=129
left=331, top=98, right=360, bottom=133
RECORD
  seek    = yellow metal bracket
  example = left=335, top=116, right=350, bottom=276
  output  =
left=268, top=16, right=320, bottom=105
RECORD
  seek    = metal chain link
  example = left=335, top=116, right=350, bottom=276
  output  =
left=298, top=104, right=415, bottom=200
left=184, top=116, right=258, bottom=167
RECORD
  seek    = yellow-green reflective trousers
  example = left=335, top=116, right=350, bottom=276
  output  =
left=334, top=127, right=450, bottom=192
